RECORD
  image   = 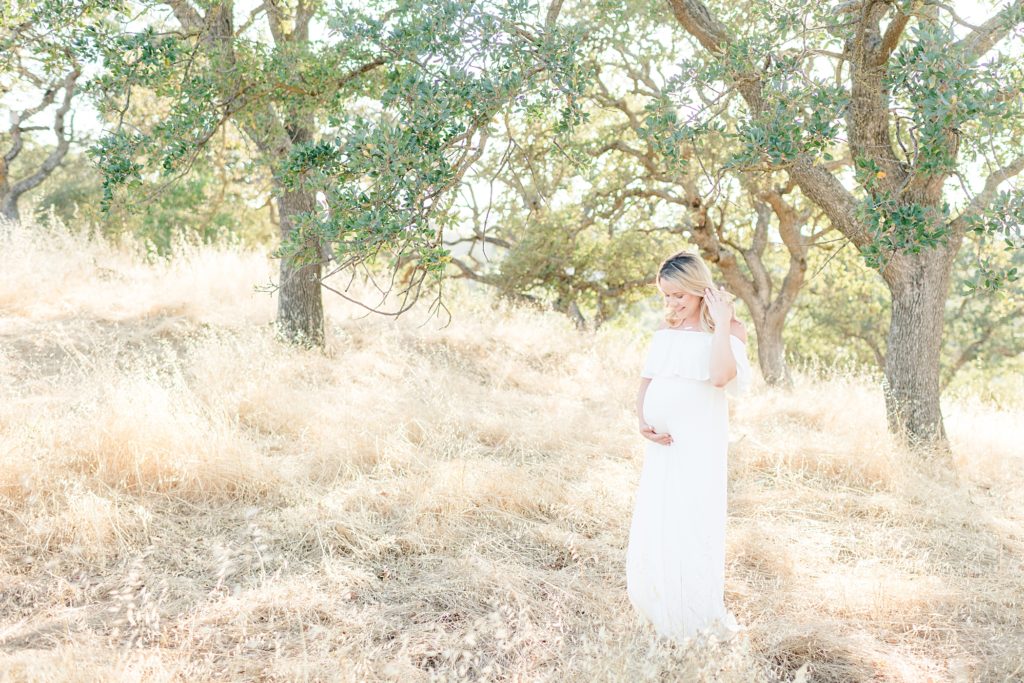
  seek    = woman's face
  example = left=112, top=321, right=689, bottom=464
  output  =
left=658, top=276, right=701, bottom=320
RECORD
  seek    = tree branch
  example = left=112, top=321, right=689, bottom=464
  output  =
left=545, top=0, right=564, bottom=28
left=688, top=206, right=761, bottom=314
left=236, top=1, right=268, bottom=36
left=664, top=0, right=731, bottom=55
left=163, top=0, right=204, bottom=32
left=848, top=1, right=906, bottom=192
left=955, top=0, right=1024, bottom=62
left=770, top=201, right=811, bottom=315
left=449, top=256, right=497, bottom=284
left=4, top=85, right=59, bottom=164
left=788, top=159, right=871, bottom=246
left=744, top=199, right=773, bottom=303
left=7, top=68, right=79, bottom=199
left=877, top=8, right=911, bottom=65
left=338, top=57, right=387, bottom=88
left=941, top=308, right=1020, bottom=389
left=949, top=154, right=1024, bottom=236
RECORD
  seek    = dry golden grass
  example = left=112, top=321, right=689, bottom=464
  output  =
left=1, top=220, right=1022, bottom=682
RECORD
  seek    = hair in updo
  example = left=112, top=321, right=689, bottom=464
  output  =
left=657, top=251, right=724, bottom=332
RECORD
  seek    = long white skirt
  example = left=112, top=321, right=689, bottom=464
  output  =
left=626, top=375, right=740, bottom=642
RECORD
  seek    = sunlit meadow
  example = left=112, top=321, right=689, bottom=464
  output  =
left=0, top=220, right=1021, bottom=682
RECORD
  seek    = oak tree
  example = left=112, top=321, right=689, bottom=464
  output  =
left=93, top=0, right=586, bottom=345
left=662, top=0, right=1024, bottom=445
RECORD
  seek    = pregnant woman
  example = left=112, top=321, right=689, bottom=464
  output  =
left=626, top=251, right=752, bottom=643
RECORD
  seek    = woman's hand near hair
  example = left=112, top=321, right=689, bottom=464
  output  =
left=704, top=285, right=734, bottom=328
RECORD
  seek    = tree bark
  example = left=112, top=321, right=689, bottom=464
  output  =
left=0, top=182, right=19, bottom=222
left=750, top=309, right=790, bottom=386
left=881, top=248, right=955, bottom=444
left=1, top=156, right=16, bottom=220
left=0, top=203, right=17, bottom=222
left=274, top=181, right=324, bottom=346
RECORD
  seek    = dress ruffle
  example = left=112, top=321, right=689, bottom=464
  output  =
left=640, top=330, right=751, bottom=397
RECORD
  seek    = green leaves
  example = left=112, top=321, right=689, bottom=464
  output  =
left=637, top=95, right=695, bottom=174
left=90, top=0, right=587, bottom=298
left=962, top=190, right=1024, bottom=291
left=857, top=195, right=949, bottom=270
left=276, top=0, right=589, bottom=281
left=887, top=22, right=995, bottom=177
left=729, top=55, right=848, bottom=169
left=88, top=129, right=144, bottom=211
left=853, top=156, right=951, bottom=269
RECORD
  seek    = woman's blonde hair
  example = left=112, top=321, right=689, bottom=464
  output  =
left=657, top=251, right=732, bottom=332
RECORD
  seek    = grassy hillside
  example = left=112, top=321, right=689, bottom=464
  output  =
left=1, top=222, right=1022, bottom=682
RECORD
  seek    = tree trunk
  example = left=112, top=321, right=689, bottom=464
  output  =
left=0, top=159, right=19, bottom=222
left=0, top=195, right=19, bottom=223
left=881, top=250, right=953, bottom=446
left=274, top=182, right=324, bottom=346
left=751, top=310, right=790, bottom=387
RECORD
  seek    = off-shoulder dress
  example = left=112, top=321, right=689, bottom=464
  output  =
left=625, top=328, right=752, bottom=642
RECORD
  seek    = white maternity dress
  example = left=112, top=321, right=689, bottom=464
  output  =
left=626, top=328, right=752, bottom=642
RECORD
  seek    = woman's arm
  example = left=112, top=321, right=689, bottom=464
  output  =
left=636, top=377, right=651, bottom=422
left=709, top=325, right=738, bottom=387
left=705, top=287, right=746, bottom=387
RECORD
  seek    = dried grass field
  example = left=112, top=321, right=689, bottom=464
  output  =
left=1, top=222, right=1022, bottom=682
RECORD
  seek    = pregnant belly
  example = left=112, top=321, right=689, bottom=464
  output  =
left=643, top=376, right=725, bottom=436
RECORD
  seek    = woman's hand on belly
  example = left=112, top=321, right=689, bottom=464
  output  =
left=639, top=420, right=673, bottom=446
